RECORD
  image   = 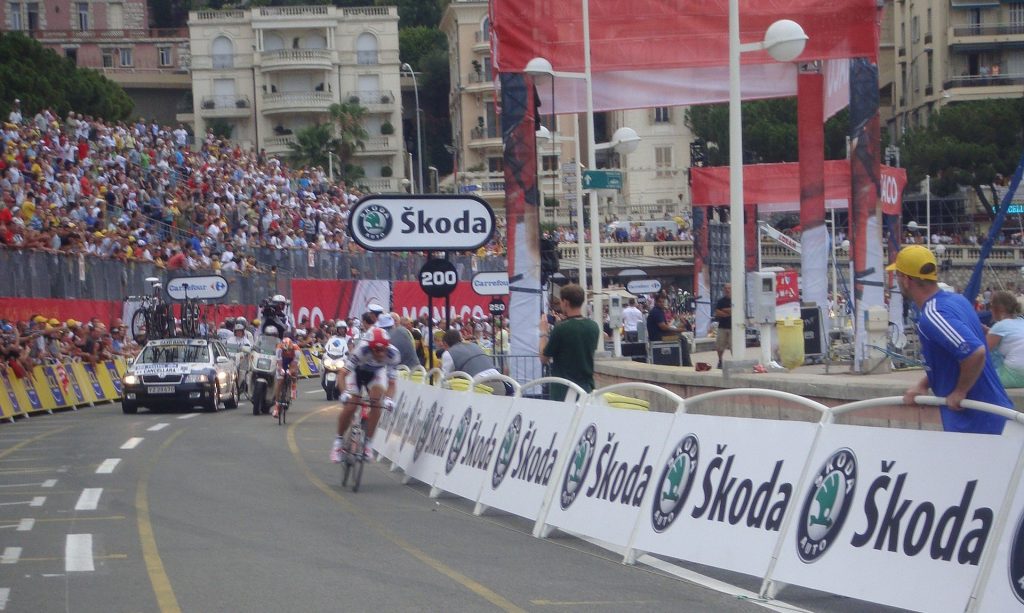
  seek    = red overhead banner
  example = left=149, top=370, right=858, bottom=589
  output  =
left=392, top=281, right=493, bottom=324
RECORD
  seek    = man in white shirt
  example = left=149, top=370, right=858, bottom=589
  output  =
left=621, top=299, right=644, bottom=342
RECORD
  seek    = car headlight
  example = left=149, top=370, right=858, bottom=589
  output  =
left=323, top=357, right=336, bottom=369
left=185, top=374, right=209, bottom=383
left=216, top=371, right=228, bottom=382
left=124, top=374, right=139, bottom=385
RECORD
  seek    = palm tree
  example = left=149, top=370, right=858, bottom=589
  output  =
left=329, top=101, right=369, bottom=181
left=287, top=123, right=338, bottom=170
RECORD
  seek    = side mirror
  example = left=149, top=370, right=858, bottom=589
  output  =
left=216, top=355, right=231, bottom=364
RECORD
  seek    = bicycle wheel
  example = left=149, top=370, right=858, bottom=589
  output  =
left=130, top=309, right=147, bottom=343
left=341, top=454, right=352, bottom=487
left=352, top=454, right=364, bottom=493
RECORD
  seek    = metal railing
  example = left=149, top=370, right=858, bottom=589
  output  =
left=943, top=73, right=1024, bottom=89
left=200, top=95, right=250, bottom=110
left=951, top=23, right=1024, bottom=37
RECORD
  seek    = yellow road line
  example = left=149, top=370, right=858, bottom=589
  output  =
left=136, top=429, right=183, bottom=613
left=0, top=426, right=73, bottom=460
left=288, top=408, right=526, bottom=613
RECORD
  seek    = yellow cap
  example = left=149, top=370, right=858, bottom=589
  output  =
left=48, top=318, right=60, bottom=326
left=66, top=319, right=79, bottom=327
left=886, top=245, right=938, bottom=281
left=33, top=315, right=47, bottom=323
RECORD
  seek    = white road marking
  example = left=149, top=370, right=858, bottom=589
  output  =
left=1, top=547, right=20, bottom=564
left=120, top=437, right=143, bottom=450
left=305, top=390, right=322, bottom=395
left=177, top=413, right=199, bottom=420
left=29, top=497, right=44, bottom=507
left=74, top=488, right=102, bottom=511
left=147, top=423, right=169, bottom=431
left=65, top=534, right=94, bottom=572
left=0, top=587, right=9, bottom=610
left=0, top=482, right=44, bottom=489
left=41, top=479, right=56, bottom=488
left=17, top=519, right=33, bottom=531
left=95, top=459, right=120, bottom=474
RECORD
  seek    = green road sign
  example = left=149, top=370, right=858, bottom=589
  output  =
left=582, top=170, right=622, bottom=191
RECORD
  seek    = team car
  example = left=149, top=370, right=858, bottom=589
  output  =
left=121, top=338, right=240, bottom=413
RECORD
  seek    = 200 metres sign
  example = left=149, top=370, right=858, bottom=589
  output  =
left=348, top=195, right=495, bottom=252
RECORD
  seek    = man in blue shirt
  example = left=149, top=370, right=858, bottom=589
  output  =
left=888, top=245, right=1010, bottom=434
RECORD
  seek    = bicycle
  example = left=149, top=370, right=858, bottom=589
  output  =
left=338, top=392, right=380, bottom=493
left=130, top=295, right=174, bottom=343
left=274, top=369, right=295, bottom=425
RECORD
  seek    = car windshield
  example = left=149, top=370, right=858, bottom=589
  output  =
left=138, top=344, right=210, bottom=364
left=254, top=336, right=278, bottom=354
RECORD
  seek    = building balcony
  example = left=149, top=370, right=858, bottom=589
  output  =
left=353, top=136, right=394, bottom=155
left=464, top=71, right=494, bottom=93
left=468, top=125, right=501, bottom=149
left=259, top=48, right=334, bottom=71
left=199, top=95, right=252, bottom=118
left=357, top=177, right=399, bottom=193
left=256, top=5, right=328, bottom=18
left=192, top=10, right=245, bottom=21
left=29, top=27, right=187, bottom=41
left=457, top=172, right=506, bottom=197
left=261, top=91, right=334, bottom=114
left=347, top=90, right=395, bottom=110
left=949, top=23, right=1024, bottom=46
left=473, top=30, right=490, bottom=52
left=263, top=134, right=296, bottom=154
left=942, top=73, right=1024, bottom=95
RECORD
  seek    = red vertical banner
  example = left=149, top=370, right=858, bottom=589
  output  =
left=744, top=203, right=758, bottom=273
left=849, top=58, right=884, bottom=372
left=798, top=68, right=828, bottom=322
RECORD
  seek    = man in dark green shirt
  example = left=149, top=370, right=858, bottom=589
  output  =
left=541, top=284, right=601, bottom=401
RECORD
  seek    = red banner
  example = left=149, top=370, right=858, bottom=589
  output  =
left=392, top=281, right=492, bottom=324
left=776, top=272, right=800, bottom=306
left=0, top=297, right=122, bottom=325
left=289, top=280, right=390, bottom=328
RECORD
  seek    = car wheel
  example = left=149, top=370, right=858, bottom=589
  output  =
left=122, top=401, right=138, bottom=414
left=205, top=389, right=219, bottom=412
left=224, top=382, right=239, bottom=409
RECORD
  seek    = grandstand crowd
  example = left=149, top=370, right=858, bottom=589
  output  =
left=0, top=102, right=506, bottom=272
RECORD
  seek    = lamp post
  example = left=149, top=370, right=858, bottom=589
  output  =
left=727, top=16, right=807, bottom=363
left=526, top=59, right=641, bottom=337
left=428, top=166, right=439, bottom=193
left=401, top=62, right=424, bottom=195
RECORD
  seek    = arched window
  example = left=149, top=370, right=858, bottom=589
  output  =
left=263, top=33, right=284, bottom=52
left=356, top=32, right=378, bottom=65
left=481, top=17, right=490, bottom=40
left=212, top=36, right=234, bottom=69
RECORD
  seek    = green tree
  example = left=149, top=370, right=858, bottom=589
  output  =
left=685, top=99, right=849, bottom=165
left=0, top=32, right=133, bottom=121
left=329, top=101, right=369, bottom=182
left=898, top=98, right=1024, bottom=216
left=398, top=26, right=452, bottom=177
left=287, top=123, right=338, bottom=170
left=376, top=0, right=444, bottom=29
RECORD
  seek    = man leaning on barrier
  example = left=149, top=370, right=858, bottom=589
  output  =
left=540, top=283, right=601, bottom=402
left=890, top=245, right=1011, bottom=434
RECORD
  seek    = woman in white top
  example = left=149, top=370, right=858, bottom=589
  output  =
left=986, top=290, right=1024, bottom=388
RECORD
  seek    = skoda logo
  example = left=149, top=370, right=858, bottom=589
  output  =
left=651, top=434, right=699, bottom=533
left=446, top=408, right=473, bottom=474
left=492, top=414, right=522, bottom=489
left=796, top=448, right=858, bottom=563
left=357, top=204, right=393, bottom=242
left=413, top=402, right=438, bottom=462
left=560, top=424, right=597, bottom=510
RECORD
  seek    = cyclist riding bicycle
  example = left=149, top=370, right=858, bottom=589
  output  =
left=330, top=327, right=400, bottom=463
left=270, top=330, right=300, bottom=418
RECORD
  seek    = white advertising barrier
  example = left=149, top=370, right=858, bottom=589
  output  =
left=374, top=381, right=450, bottom=485
left=431, top=393, right=516, bottom=502
left=976, top=457, right=1024, bottom=612
left=372, top=380, right=429, bottom=462
left=630, top=413, right=818, bottom=578
left=540, top=403, right=675, bottom=548
left=770, top=423, right=1023, bottom=613
left=475, top=395, right=580, bottom=521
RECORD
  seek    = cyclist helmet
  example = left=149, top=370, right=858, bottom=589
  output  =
left=368, top=327, right=390, bottom=350
left=234, top=323, right=245, bottom=331
left=272, top=294, right=286, bottom=304
left=336, top=320, right=347, bottom=329
left=264, top=325, right=279, bottom=337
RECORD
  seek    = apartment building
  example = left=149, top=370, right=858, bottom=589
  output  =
left=186, top=5, right=406, bottom=193
left=890, top=0, right=1024, bottom=136
left=3, top=0, right=190, bottom=124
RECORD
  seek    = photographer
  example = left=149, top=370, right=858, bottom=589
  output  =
left=260, top=294, right=289, bottom=337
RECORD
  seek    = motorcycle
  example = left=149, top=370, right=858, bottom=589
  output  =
left=320, top=336, right=349, bottom=401
left=249, top=334, right=280, bottom=415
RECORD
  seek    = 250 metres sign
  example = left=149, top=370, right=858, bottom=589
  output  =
left=348, top=195, right=495, bottom=252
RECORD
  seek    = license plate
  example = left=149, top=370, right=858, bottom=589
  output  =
left=148, top=386, right=175, bottom=394
left=326, top=373, right=336, bottom=382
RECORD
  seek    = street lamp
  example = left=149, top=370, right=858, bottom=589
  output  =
left=401, top=62, right=424, bottom=195
left=727, top=16, right=807, bottom=363
left=326, top=150, right=339, bottom=183
left=428, top=165, right=439, bottom=193
left=526, top=58, right=641, bottom=337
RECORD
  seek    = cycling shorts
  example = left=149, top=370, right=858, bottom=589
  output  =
left=346, top=367, right=387, bottom=393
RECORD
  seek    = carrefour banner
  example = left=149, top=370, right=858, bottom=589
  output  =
left=477, top=396, right=580, bottom=521
left=771, top=424, right=1022, bottom=613
left=632, top=414, right=817, bottom=578
left=431, top=394, right=516, bottom=501
left=543, top=405, right=675, bottom=548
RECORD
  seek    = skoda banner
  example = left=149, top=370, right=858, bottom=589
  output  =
left=432, top=395, right=516, bottom=501
left=348, top=195, right=495, bottom=252
left=771, top=425, right=1021, bottom=613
